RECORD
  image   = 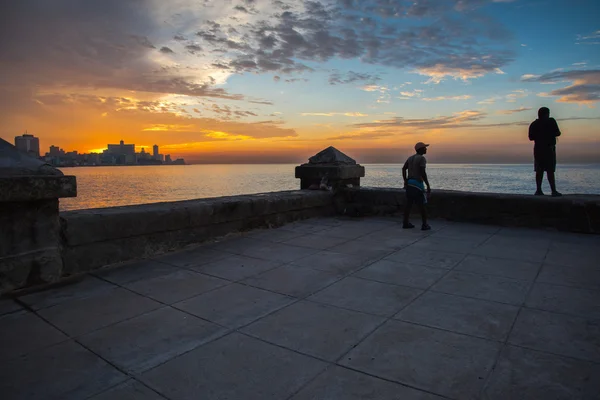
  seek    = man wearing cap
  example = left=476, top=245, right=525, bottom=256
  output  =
left=528, top=107, right=562, bottom=196
left=402, top=142, right=431, bottom=230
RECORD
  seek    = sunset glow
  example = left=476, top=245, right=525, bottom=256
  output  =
left=1, top=0, right=599, bottom=163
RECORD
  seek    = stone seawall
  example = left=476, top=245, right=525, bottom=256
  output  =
left=341, top=187, right=600, bottom=233
left=59, top=191, right=335, bottom=277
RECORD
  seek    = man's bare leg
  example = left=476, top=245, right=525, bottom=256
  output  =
left=547, top=171, right=562, bottom=196
left=419, top=204, right=430, bottom=230
left=535, top=171, right=544, bottom=195
left=403, top=198, right=414, bottom=228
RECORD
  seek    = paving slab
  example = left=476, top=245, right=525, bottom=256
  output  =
left=243, top=265, right=340, bottom=297
left=308, top=276, right=422, bottom=317
left=537, top=263, right=600, bottom=290
left=92, top=259, right=178, bottom=285
left=526, top=282, right=600, bottom=319
left=290, top=366, right=443, bottom=400
left=0, top=311, right=68, bottom=361
left=175, top=283, right=294, bottom=329
left=155, top=246, right=231, bottom=268
left=410, top=236, right=484, bottom=254
left=79, top=307, right=225, bottom=374
left=508, top=308, right=600, bottom=362
left=327, top=239, right=394, bottom=260
left=471, top=242, right=548, bottom=263
left=125, top=269, right=229, bottom=304
left=483, top=345, right=600, bottom=400
left=239, top=241, right=319, bottom=263
left=283, top=233, right=349, bottom=250
left=354, top=259, right=448, bottom=289
left=243, top=300, right=384, bottom=361
left=246, top=228, right=306, bottom=242
left=141, top=333, right=327, bottom=400
left=431, top=271, right=531, bottom=305
left=353, top=228, right=421, bottom=249
left=20, top=275, right=116, bottom=310
left=89, top=380, right=166, bottom=400
left=385, top=247, right=465, bottom=269
left=454, top=254, right=540, bottom=281
left=38, top=287, right=162, bottom=337
left=544, top=247, right=597, bottom=269
left=291, top=250, right=374, bottom=275
left=0, top=299, right=22, bottom=316
left=0, top=341, right=126, bottom=400
left=395, top=291, right=519, bottom=341
left=191, top=254, right=281, bottom=281
left=341, top=320, right=500, bottom=400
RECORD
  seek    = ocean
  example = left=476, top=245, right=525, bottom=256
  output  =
left=58, top=164, right=600, bottom=211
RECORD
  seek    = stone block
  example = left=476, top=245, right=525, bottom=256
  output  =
left=395, top=291, right=519, bottom=341
left=0, top=247, right=63, bottom=292
left=38, top=287, right=162, bottom=336
left=431, top=271, right=531, bottom=305
left=0, top=311, right=68, bottom=361
left=483, top=345, right=600, bottom=400
left=243, top=301, right=384, bottom=361
left=79, top=307, right=225, bottom=373
left=309, top=276, right=422, bottom=317
left=354, top=259, right=448, bottom=289
left=243, top=265, right=340, bottom=297
left=508, top=308, right=600, bottom=362
left=0, top=341, right=126, bottom=400
left=291, top=366, right=443, bottom=400
left=89, top=380, right=165, bottom=400
left=0, top=175, right=76, bottom=202
left=140, top=333, right=327, bottom=400
left=175, top=283, right=294, bottom=329
left=124, top=269, right=229, bottom=304
left=341, top=320, right=501, bottom=400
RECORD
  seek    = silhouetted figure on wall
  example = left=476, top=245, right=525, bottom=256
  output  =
left=402, top=142, right=431, bottom=230
left=529, top=107, right=562, bottom=196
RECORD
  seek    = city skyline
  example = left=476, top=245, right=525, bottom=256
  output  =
left=1, top=0, right=599, bottom=164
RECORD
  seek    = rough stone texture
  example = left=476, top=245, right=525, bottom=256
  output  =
left=0, top=139, right=77, bottom=294
left=296, top=147, right=365, bottom=189
left=59, top=190, right=334, bottom=277
left=341, top=187, right=600, bottom=233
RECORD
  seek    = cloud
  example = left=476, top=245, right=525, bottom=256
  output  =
left=353, top=110, right=488, bottom=129
left=497, top=107, right=532, bottom=115
left=159, top=46, right=175, bottom=54
left=422, top=95, right=472, bottom=101
left=328, top=71, right=381, bottom=85
left=576, top=30, right=600, bottom=45
left=301, top=112, right=368, bottom=117
left=327, top=132, right=395, bottom=140
left=522, top=69, right=600, bottom=104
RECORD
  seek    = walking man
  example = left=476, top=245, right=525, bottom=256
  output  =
left=402, top=142, right=431, bottom=230
left=529, top=107, right=562, bottom=196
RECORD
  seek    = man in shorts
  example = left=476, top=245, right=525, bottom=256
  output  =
left=528, top=107, right=562, bottom=196
left=402, top=142, right=431, bottom=230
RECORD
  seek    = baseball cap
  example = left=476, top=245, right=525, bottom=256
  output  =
left=414, top=142, right=430, bottom=151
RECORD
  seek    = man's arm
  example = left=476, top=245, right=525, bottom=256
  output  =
left=421, top=166, right=431, bottom=193
left=551, top=118, right=561, bottom=137
left=528, top=122, right=536, bottom=141
left=402, top=160, right=408, bottom=187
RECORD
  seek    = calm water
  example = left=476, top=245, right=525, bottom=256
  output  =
left=58, top=164, right=600, bottom=211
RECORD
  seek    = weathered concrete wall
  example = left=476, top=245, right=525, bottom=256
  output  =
left=60, top=190, right=335, bottom=276
left=0, top=176, right=77, bottom=293
left=340, top=187, right=600, bottom=233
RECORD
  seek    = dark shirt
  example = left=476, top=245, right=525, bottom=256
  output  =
left=529, top=117, right=561, bottom=148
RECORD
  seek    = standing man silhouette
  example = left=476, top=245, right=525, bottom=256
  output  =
left=402, top=142, right=431, bottom=230
left=528, top=107, right=562, bottom=196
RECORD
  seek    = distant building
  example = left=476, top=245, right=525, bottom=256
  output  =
left=14, top=133, right=40, bottom=158
left=105, top=140, right=136, bottom=164
left=153, top=144, right=159, bottom=158
left=165, top=154, right=172, bottom=164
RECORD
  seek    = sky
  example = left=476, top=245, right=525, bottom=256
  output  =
left=1, top=0, right=599, bottom=164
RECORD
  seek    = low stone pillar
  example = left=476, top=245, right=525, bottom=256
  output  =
left=0, top=138, right=76, bottom=293
left=295, top=146, right=365, bottom=190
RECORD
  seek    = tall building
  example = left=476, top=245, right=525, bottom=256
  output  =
left=14, top=133, right=40, bottom=158
left=153, top=144, right=159, bottom=158
left=106, top=140, right=135, bottom=156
